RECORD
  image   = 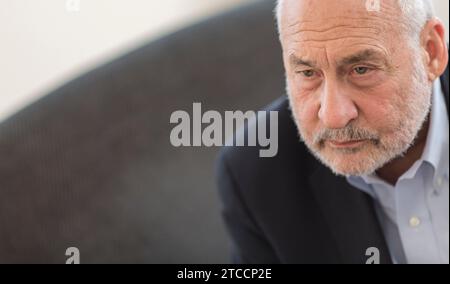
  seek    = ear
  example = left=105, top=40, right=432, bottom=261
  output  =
left=421, top=18, right=449, bottom=81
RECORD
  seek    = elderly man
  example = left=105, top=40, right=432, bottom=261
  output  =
left=216, top=0, right=448, bottom=264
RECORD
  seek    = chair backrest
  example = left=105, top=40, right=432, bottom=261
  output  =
left=0, top=0, right=284, bottom=263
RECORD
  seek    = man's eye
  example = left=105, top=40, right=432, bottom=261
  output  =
left=353, top=66, right=370, bottom=75
left=298, top=70, right=316, bottom=77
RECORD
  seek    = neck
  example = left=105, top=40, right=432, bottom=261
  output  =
left=376, top=116, right=430, bottom=186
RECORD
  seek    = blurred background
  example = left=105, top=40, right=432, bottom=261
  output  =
left=0, top=0, right=448, bottom=264
left=1, top=0, right=254, bottom=122
left=0, top=0, right=281, bottom=264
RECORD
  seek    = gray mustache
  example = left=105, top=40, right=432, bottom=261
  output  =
left=313, top=125, right=380, bottom=145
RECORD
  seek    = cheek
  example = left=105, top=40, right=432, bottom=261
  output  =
left=357, top=85, right=402, bottom=131
left=290, top=89, right=320, bottom=137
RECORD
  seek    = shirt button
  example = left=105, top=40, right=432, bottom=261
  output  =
left=435, top=178, right=444, bottom=188
left=409, top=217, right=421, bottom=228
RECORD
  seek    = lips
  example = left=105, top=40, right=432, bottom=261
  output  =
left=327, top=139, right=367, bottom=149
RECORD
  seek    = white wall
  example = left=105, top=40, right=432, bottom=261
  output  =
left=0, top=0, right=253, bottom=122
left=0, top=0, right=448, bottom=122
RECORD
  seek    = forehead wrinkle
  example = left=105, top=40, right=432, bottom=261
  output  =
left=293, top=25, right=381, bottom=35
left=287, top=22, right=383, bottom=39
left=284, top=12, right=407, bottom=42
left=293, top=35, right=386, bottom=44
left=324, top=46, right=331, bottom=71
left=281, top=0, right=408, bottom=32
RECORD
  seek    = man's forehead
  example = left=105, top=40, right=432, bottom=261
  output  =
left=281, top=0, right=403, bottom=34
left=279, top=0, right=403, bottom=59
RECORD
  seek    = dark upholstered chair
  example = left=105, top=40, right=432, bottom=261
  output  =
left=0, top=0, right=284, bottom=263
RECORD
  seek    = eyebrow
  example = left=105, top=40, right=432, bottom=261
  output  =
left=289, top=49, right=389, bottom=70
left=338, top=49, right=387, bottom=66
left=289, top=54, right=317, bottom=68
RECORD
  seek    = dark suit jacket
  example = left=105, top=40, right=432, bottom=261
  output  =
left=216, top=65, right=449, bottom=264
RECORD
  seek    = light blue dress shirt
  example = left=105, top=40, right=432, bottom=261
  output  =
left=348, top=79, right=449, bottom=264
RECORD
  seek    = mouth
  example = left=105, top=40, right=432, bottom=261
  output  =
left=327, top=139, right=367, bottom=149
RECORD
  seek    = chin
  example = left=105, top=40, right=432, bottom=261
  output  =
left=328, top=163, right=378, bottom=177
left=316, top=147, right=382, bottom=177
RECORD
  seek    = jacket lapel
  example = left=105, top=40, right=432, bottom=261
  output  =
left=308, top=164, right=392, bottom=264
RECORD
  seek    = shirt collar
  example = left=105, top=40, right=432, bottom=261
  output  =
left=420, top=79, right=449, bottom=188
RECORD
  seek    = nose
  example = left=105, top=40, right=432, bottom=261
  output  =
left=318, top=82, right=358, bottom=129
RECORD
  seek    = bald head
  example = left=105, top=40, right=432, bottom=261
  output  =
left=276, top=0, right=434, bottom=42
